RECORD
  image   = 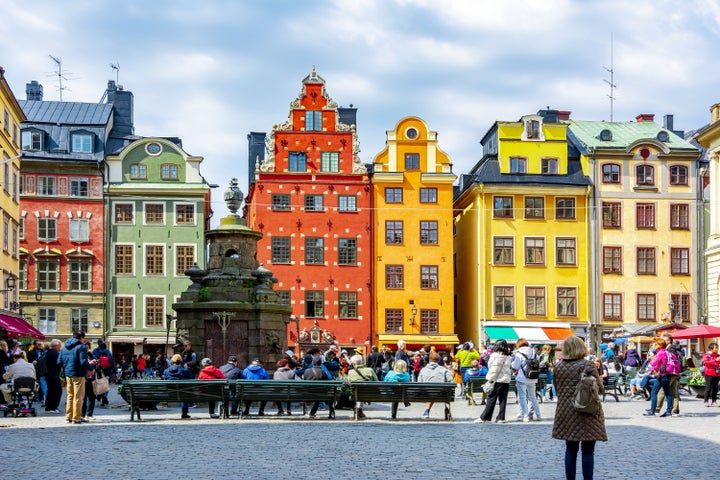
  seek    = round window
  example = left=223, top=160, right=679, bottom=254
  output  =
left=406, top=128, right=418, bottom=139
left=146, top=142, right=162, bottom=155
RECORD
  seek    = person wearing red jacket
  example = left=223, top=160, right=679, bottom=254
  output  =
left=702, top=343, right=720, bottom=407
left=198, top=357, right=226, bottom=418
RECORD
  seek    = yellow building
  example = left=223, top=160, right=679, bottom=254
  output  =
left=454, top=111, right=589, bottom=346
left=372, top=117, right=458, bottom=350
left=0, top=67, right=24, bottom=315
left=569, top=114, right=700, bottom=345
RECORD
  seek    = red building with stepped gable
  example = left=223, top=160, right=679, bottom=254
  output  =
left=245, top=68, right=372, bottom=353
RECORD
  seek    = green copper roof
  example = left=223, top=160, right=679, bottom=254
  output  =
left=568, top=120, right=698, bottom=152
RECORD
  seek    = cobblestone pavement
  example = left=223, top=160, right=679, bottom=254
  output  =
left=2, top=385, right=719, bottom=479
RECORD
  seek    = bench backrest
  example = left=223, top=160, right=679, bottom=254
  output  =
left=232, top=380, right=341, bottom=402
left=123, top=380, right=228, bottom=403
left=352, top=382, right=455, bottom=403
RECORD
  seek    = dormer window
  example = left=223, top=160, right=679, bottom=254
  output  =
left=657, top=131, right=670, bottom=143
left=521, top=115, right=545, bottom=141
left=599, top=129, right=613, bottom=141
left=526, top=120, right=540, bottom=139
left=21, top=129, right=44, bottom=151
left=71, top=132, right=93, bottom=153
left=636, top=164, right=654, bottom=186
left=161, top=164, right=178, bottom=180
left=130, top=164, right=147, bottom=179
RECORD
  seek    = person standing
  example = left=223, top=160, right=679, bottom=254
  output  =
left=417, top=351, right=454, bottom=419
left=58, top=332, right=97, bottom=424
left=512, top=338, right=542, bottom=422
left=367, top=345, right=385, bottom=380
left=163, top=354, right=194, bottom=419
left=656, top=334, right=681, bottom=415
left=552, top=335, right=606, bottom=480
left=395, top=340, right=410, bottom=372
left=26, top=340, right=46, bottom=404
left=92, top=340, right=114, bottom=407
left=181, top=341, right=199, bottom=377
left=702, top=342, right=720, bottom=406
left=81, top=342, right=97, bottom=421
left=474, top=339, right=513, bottom=424
left=44, top=339, right=63, bottom=413
left=197, top=358, right=226, bottom=418
left=643, top=337, right=673, bottom=417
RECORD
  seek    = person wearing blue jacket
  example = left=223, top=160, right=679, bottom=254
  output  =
left=163, top=354, right=193, bottom=419
left=58, top=332, right=97, bottom=424
left=242, top=359, right=269, bottom=416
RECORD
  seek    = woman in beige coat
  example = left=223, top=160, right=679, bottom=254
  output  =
left=552, top=336, right=607, bottom=480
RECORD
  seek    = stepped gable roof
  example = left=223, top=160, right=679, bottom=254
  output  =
left=20, top=100, right=113, bottom=125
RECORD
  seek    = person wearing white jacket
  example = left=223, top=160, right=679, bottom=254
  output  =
left=512, top=338, right=542, bottom=422
left=475, top=340, right=513, bottom=424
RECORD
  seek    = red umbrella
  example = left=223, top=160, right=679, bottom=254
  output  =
left=670, top=324, right=720, bottom=340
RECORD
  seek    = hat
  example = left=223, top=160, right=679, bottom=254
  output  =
left=171, top=354, right=182, bottom=363
left=329, top=345, right=339, bottom=351
left=285, top=349, right=295, bottom=358
left=252, top=358, right=262, bottom=364
left=354, top=347, right=365, bottom=355
left=201, top=358, right=212, bottom=366
left=341, top=349, right=348, bottom=355
left=228, top=355, right=238, bottom=363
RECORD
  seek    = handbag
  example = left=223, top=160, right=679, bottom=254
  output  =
left=482, top=380, right=495, bottom=394
left=92, top=372, right=110, bottom=396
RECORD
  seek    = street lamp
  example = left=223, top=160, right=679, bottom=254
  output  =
left=409, top=300, right=417, bottom=326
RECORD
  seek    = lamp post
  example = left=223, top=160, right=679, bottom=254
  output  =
left=286, top=314, right=301, bottom=354
left=0, top=276, right=16, bottom=310
left=409, top=300, right=417, bottom=326
left=165, top=314, right=177, bottom=357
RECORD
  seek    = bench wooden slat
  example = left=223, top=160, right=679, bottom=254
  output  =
left=466, top=374, right=547, bottom=405
left=230, top=380, right=342, bottom=419
left=120, top=380, right=229, bottom=420
left=350, top=382, right=455, bottom=420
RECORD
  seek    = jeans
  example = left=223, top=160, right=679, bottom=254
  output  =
left=542, top=370, right=557, bottom=399
left=649, top=375, right=672, bottom=414
left=565, top=440, right=595, bottom=480
left=656, top=374, right=679, bottom=413
left=82, top=378, right=95, bottom=418
left=517, top=381, right=542, bottom=419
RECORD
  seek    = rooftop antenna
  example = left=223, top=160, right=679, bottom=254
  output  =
left=603, top=33, right=616, bottom=122
left=110, top=63, right=120, bottom=84
left=48, top=54, right=68, bottom=102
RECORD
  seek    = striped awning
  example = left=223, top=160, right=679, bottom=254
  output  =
left=483, top=321, right=573, bottom=344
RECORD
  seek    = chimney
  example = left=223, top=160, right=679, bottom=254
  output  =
left=26, top=80, right=43, bottom=101
left=338, top=105, right=357, bottom=127
left=537, top=109, right=559, bottom=123
left=557, top=110, right=572, bottom=121
left=635, top=113, right=655, bottom=122
left=663, top=114, right=674, bottom=131
left=712, top=103, right=720, bottom=124
left=106, top=80, right=134, bottom=135
left=247, top=132, right=266, bottom=186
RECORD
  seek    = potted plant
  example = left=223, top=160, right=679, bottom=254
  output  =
left=687, top=369, right=706, bottom=398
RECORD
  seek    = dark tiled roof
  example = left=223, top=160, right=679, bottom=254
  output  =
left=20, top=100, right=113, bottom=125
left=474, top=158, right=591, bottom=187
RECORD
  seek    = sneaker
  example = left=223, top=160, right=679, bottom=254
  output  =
left=534, top=416, right=542, bottom=421
left=210, top=414, right=220, bottom=419
left=642, top=412, right=655, bottom=417
left=46, top=409, right=61, bottom=414
left=181, top=414, right=191, bottom=419
left=496, top=419, right=507, bottom=423
left=673, top=412, right=681, bottom=416
left=523, top=416, right=531, bottom=423
left=357, top=410, right=366, bottom=419
left=84, top=416, right=94, bottom=421
left=421, top=410, right=430, bottom=419
left=473, top=418, right=489, bottom=423
left=659, top=412, right=672, bottom=418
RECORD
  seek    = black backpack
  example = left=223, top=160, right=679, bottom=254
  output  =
left=36, top=353, right=48, bottom=377
left=518, top=351, right=540, bottom=380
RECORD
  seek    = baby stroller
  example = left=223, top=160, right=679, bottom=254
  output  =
left=1, top=377, right=38, bottom=417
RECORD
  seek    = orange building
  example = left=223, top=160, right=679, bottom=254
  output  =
left=245, top=69, right=372, bottom=351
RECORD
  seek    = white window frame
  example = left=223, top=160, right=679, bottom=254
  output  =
left=69, top=218, right=89, bottom=242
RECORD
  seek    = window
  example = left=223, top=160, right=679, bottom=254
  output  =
left=114, top=297, right=133, bottom=327
left=304, top=194, right=324, bottom=212
left=277, top=290, right=290, bottom=305
left=271, top=194, right=291, bottom=211
left=69, top=261, right=91, bottom=291
left=494, top=286, right=514, bottom=315
left=602, top=163, right=621, bottom=183
left=420, top=188, right=437, bottom=203
left=542, top=158, right=558, bottom=174
left=603, top=293, right=622, bottom=320
left=130, top=164, right=147, bottom=179
left=385, top=309, right=403, bottom=332
left=19, top=258, right=27, bottom=290
left=526, top=120, right=540, bottom=139
left=636, top=164, right=654, bottom=186
left=636, top=203, right=655, bottom=229
left=602, top=202, right=621, bottom=228
left=114, top=204, right=134, bottom=224
left=115, top=245, right=134, bottom=275
left=338, top=195, right=356, bottom=212
left=38, top=308, right=57, bottom=334
left=38, top=218, right=57, bottom=241
left=385, top=265, right=403, bottom=289
left=69, top=219, right=89, bottom=242
left=557, top=287, right=577, bottom=316
left=321, top=152, right=339, bottom=172
left=145, top=297, right=164, bottom=327
left=556, top=198, right=575, bottom=219
left=37, top=259, right=59, bottom=290
left=420, top=265, right=439, bottom=289
left=526, top=287, right=546, bottom=316
left=525, top=237, right=545, bottom=265
left=288, top=152, right=307, bottom=172
left=405, top=153, right=420, bottom=170
left=556, top=238, right=576, bottom=266
left=420, top=310, right=439, bottom=334
left=19, top=217, right=23, bottom=240
left=338, top=292, right=358, bottom=318
left=637, top=294, right=656, bottom=321
left=669, top=165, right=688, bottom=185
left=71, top=133, right=92, bottom=153
left=637, top=247, right=656, bottom=275
left=305, top=291, right=324, bottom=317
left=670, top=204, right=689, bottom=230
left=19, top=174, right=24, bottom=195
left=71, top=308, right=89, bottom=333
left=11, top=224, right=17, bottom=258
left=525, top=197, right=544, bottom=219
left=305, top=111, right=322, bottom=131
left=145, top=245, right=164, bottom=275
left=12, top=171, right=17, bottom=201
left=419, top=221, right=438, bottom=245
left=603, top=246, right=622, bottom=274
left=493, top=237, right=514, bottom=264
left=37, top=176, right=56, bottom=196
left=493, top=196, right=513, bottom=218
left=304, top=237, right=324, bottom=264
left=385, top=187, right=403, bottom=203
left=670, top=248, right=690, bottom=275
left=3, top=108, right=7, bottom=133
left=510, top=156, right=526, bottom=173
left=3, top=217, right=7, bottom=252
left=176, top=245, right=195, bottom=276
left=22, top=130, right=43, bottom=151
left=385, top=221, right=403, bottom=244
left=271, top=237, right=291, bottom=263
left=161, top=164, right=179, bottom=180
left=175, top=204, right=195, bottom=225
left=70, top=178, right=88, bottom=197
left=670, top=294, right=690, bottom=322
left=145, top=204, right=164, bottom=224
left=3, top=164, right=8, bottom=194
left=338, top=238, right=357, bottom=265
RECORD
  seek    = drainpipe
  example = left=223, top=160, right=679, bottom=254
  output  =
left=588, top=151, right=601, bottom=353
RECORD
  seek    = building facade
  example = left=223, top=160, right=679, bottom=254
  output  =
left=372, top=116, right=458, bottom=350
left=454, top=111, right=589, bottom=346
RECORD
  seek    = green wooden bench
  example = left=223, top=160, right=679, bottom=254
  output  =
left=230, top=380, right=342, bottom=419
left=350, top=382, right=456, bottom=420
left=466, top=375, right=547, bottom=406
left=602, top=373, right=625, bottom=402
left=119, top=380, right=230, bottom=421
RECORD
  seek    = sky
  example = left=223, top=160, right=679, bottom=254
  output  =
left=2, top=0, right=720, bottom=224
